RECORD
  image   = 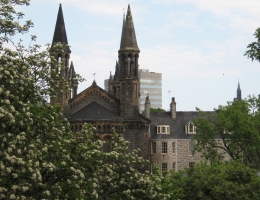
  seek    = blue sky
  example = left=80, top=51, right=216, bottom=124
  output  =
left=17, top=0, right=260, bottom=111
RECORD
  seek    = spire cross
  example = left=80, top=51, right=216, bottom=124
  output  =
left=93, top=73, right=96, bottom=80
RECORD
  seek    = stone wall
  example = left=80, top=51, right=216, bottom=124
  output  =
left=150, top=139, right=202, bottom=172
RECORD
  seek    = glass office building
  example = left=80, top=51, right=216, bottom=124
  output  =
left=139, top=69, right=162, bottom=112
left=104, top=69, right=162, bottom=112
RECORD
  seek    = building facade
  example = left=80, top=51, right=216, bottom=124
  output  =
left=139, top=69, right=162, bottom=112
left=51, top=4, right=237, bottom=172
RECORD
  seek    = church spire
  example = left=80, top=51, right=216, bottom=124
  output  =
left=237, top=81, right=241, bottom=101
left=52, top=4, right=71, bottom=53
left=119, top=5, right=139, bottom=51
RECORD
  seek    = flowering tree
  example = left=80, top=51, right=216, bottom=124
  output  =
left=0, top=1, right=168, bottom=199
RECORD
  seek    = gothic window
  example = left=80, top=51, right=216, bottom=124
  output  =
left=185, top=121, right=196, bottom=134
left=162, top=142, right=167, bottom=154
left=97, top=125, right=101, bottom=132
left=157, top=125, right=170, bottom=134
left=151, top=142, right=156, bottom=154
left=103, top=136, right=114, bottom=153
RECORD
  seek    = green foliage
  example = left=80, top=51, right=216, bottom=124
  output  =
left=0, top=1, right=168, bottom=199
left=245, top=27, right=260, bottom=62
left=194, top=96, right=260, bottom=169
left=163, top=161, right=260, bottom=200
left=142, top=107, right=166, bottom=114
left=150, top=107, right=166, bottom=112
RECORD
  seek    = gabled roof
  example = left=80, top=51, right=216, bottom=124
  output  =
left=119, top=5, right=139, bottom=51
left=52, top=4, right=71, bottom=53
left=69, top=101, right=121, bottom=121
left=68, top=81, right=120, bottom=115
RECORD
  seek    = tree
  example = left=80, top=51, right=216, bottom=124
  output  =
left=245, top=27, right=260, bottom=62
left=142, top=107, right=166, bottom=115
left=0, top=1, right=168, bottom=199
left=162, top=161, right=260, bottom=200
left=193, top=96, right=260, bottom=169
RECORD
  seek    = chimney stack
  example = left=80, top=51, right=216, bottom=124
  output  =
left=170, top=97, right=176, bottom=119
left=144, top=94, right=150, bottom=118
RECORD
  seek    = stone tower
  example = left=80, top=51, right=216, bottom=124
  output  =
left=50, top=4, right=71, bottom=116
left=112, top=5, right=140, bottom=120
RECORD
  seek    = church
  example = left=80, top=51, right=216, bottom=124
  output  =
left=50, top=4, right=241, bottom=172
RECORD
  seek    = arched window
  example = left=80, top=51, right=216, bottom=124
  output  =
left=103, top=136, right=113, bottom=153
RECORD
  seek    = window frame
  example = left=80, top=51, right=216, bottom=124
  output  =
left=185, top=121, right=196, bottom=134
left=161, top=142, right=168, bottom=154
left=172, top=142, right=176, bottom=154
left=157, top=125, right=170, bottom=134
left=188, top=141, right=194, bottom=156
left=162, top=163, right=168, bottom=172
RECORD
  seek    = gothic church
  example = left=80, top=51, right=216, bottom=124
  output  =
left=51, top=4, right=241, bottom=172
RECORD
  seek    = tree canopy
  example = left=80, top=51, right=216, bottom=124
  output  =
left=193, top=96, right=260, bottom=169
left=162, top=161, right=260, bottom=200
left=245, top=27, right=260, bottom=62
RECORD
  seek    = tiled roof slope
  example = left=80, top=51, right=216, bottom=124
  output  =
left=69, top=101, right=121, bottom=121
left=150, top=111, right=214, bottom=139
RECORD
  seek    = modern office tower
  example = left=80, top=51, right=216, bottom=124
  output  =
left=139, top=69, right=162, bottom=112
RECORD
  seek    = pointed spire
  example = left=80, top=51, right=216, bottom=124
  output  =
left=237, top=80, right=242, bottom=100
left=113, top=60, right=120, bottom=82
left=119, top=5, right=139, bottom=51
left=52, top=4, right=71, bottom=52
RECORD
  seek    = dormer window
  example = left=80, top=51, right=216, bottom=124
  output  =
left=185, top=121, right=196, bottom=134
left=157, top=125, right=170, bottom=134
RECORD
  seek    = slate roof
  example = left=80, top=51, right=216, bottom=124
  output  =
left=150, top=111, right=214, bottom=140
left=52, top=4, right=71, bottom=53
left=69, top=101, right=121, bottom=122
left=119, top=5, right=139, bottom=51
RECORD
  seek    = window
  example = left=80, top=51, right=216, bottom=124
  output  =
left=185, top=121, right=196, bottom=134
left=189, top=141, right=194, bottom=156
left=172, top=142, right=176, bottom=154
left=162, top=163, right=167, bottom=172
left=151, top=142, right=156, bottom=154
left=162, top=142, right=167, bottom=153
left=189, top=162, right=195, bottom=168
left=157, top=125, right=170, bottom=134
left=172, top=163, right=176, bottom=171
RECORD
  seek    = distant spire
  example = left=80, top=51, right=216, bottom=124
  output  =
left=237, top=80, right=242, bottom=100
left=52, top=4, right=71, bottom=52
left=119, top=4, right=139, bottom=51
